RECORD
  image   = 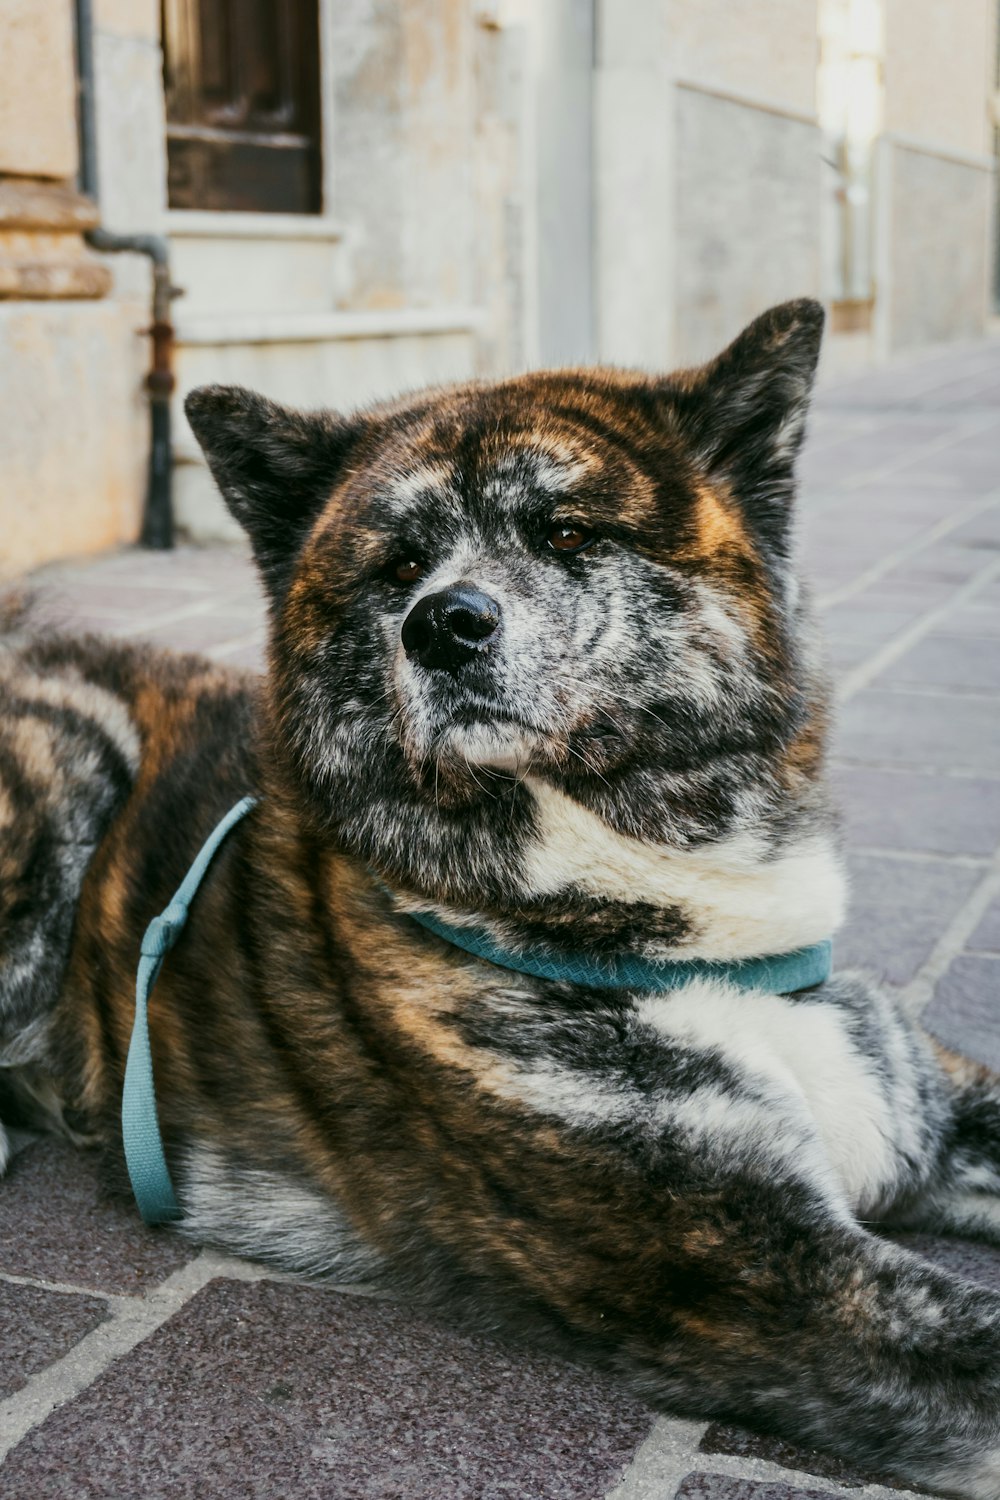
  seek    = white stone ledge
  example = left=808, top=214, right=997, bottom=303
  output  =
left=174, top=306, right=485, bottom=346
left=168, top=211, right=346, bottom=242
left=883, top=132, right=994, bottom=172
left=674, top=76, right=818, bottom=128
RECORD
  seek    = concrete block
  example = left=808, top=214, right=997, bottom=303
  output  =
left=0, top=0, right=78, bottom=179
left=674, top=90, right=821, bottom=366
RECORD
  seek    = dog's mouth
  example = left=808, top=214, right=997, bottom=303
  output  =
left=433, top=711, right=542, bottom=771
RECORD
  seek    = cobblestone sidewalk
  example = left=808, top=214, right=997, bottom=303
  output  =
left=2, top=335, right=1000, bottom=1499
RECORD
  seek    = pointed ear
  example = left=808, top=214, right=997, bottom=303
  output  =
left=184, top=385, right=360, bottom=596
left=667, top=299, right=824, bottom=548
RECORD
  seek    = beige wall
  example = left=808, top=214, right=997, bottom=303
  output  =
left=0, top=0, right=78, bottom=180
left=883, top=0, right=994, bottom=156
left=669, top=0, right=818, bottom=115
left=0, top=0, right=153, bottom=578
left=595, top=0, right=822, bottom=371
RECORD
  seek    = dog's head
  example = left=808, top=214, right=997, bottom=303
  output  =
left=186, top=300, right=830, bottom=910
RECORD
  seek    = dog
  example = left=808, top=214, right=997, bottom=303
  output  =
left=3, top=298, right=1000, bottom=1497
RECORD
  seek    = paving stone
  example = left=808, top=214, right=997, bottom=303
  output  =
left=873, top=633, right=1000, bottom=692
left=968, top=899, right=1000, bottom=952
left=207, top=637, right=267, bottom=671
left=834, top=855, right=982, bottom=986
left=923, top=954, right=1000, bottom=1070
left=941, top=600, right=1000, bottom=636
left=674, top=1476, right=842, bottom=1500
left=697, top=1425, right=874, bottom=1486
left=876, top=544, right=1000, bottom=590
left=833, top=690, right=1000, bottom=775
left=818, top=596, right=927, bottom=644
left=824, top=635, right=879, bottom=672
left=832, top=767, right=1000, bottom=857
left=130, top=608, right=266, bottom=652
left=0, top=1278, right=654, bottom=1500
left=893, top=1232, right=1000, bottom=1292
left=0, top=1139, right=193, bottom=1295
left=0, top=1279, right=108, bottom=1399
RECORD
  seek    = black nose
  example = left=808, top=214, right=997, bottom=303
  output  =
left=401, top=585, right=502, bottom=672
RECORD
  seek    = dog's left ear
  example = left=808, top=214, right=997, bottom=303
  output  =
left=666, top=298, right=824, bottom=548
left=184, top=385, right=363, bottom=597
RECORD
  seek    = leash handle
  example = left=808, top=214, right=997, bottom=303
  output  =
left=122, top=796, right=257, bottom=1224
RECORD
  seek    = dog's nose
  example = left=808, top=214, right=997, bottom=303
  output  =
left=401, top=585, right=501, bottom=671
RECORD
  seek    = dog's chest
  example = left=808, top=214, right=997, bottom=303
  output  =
left=635, top=984, right=914, bottom=1216
left=521, top=781, right=846, bottom=961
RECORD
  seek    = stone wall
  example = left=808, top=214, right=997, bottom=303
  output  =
left=593, top=0, right=822, bottom=372
left=883, top=144, right=992, bottom=352
left=0, top=0, right=152, bottom=577
left=674, top=86, right=822, bottom=366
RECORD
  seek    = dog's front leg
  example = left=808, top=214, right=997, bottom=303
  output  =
left=625, top=1212, right=1000, bottom=1499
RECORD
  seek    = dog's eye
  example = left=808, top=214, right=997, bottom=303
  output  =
left=390, top=558, right=424, bottom=584
left=547, top=523, right=594, bottom=554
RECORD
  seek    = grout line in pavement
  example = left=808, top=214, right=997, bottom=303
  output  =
left=900, top=847, right=1000, bottom=1022
left=0, top=1247, right=267, bottom=1462
left=835, top=553, right=1000, bottom=701
left=603, top=1416, right=707, bottom=1500
left=0, top=1269, right=133, bottom=1305
left=104, top=597, right=225, bottom=638
left=849, top=846, right=991, bottom=868
left=830, top=757, right=1000, bottom=781
left=604, top=1415, right=927, bottom=1500
left=802, top=412, right=999, bottom=515
left=815, top=486, right=1000, bottom=612
left=854, top=683, right=1000, bottom=701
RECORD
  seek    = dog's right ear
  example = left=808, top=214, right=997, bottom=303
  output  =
left=184, top=385, right=361, bottom=598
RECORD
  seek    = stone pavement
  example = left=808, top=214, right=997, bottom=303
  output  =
left=2, top=335, right=1000, bottom=1498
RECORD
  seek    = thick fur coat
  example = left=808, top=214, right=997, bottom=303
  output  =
left=3, top=301, right=1000, bottom=1496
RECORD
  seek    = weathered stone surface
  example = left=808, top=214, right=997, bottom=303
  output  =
left=0, top=0, right=79, bottom=179
left=887, top=147, right=990, bottom=352
left=0, top=258, right=112, bottom=301
left=835, top=854, right=981, bottom=986
left=674, top=1476, right=842, bottom=1500
left=834, top=690, right=1000, bottom=776
left=833, top=767, right=1000, bottom=857
left=698, top=1425, right=872, bottom=1485
left=0, top=1279, right=655, bottom=1500
left=674, top=91, right=821, bottom=366
left=0, top=1140, right=193, bottom=1295
left=923, top=955, right=1000, bottom=1070
left=0, top=1281, right=108, bottom=1400
left=0, top=299, right=147, bottom=576
left=0, top=180, right=100, bottom=233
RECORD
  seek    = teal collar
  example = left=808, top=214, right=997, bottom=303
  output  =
left=123, top=795, right=258, bottom=1225
left=405, top=906, right=833, bottom=996
left=124, top=794, right=832, bottom=1225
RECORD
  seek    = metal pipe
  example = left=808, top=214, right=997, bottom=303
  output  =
left=74, top=0, right=176, bottom=549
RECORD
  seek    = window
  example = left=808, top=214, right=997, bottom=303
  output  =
left=162, top=0, right=322, bottom=214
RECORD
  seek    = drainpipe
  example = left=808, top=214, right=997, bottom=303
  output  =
left=74, top=0, right=176, bottom=549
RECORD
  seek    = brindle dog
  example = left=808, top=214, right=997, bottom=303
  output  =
left=3, top=301, right=1000, bottom=1496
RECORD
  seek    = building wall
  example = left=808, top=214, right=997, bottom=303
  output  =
left=594, top=0, right=822, bottom=371
left=0, top=0, right=150, bottom=577
left=876, top=0, right=995, bottom=354
left=0, top=0, right=997, bottom=569
left=883, top=0, right=993, bottom=156
left=168, top=2, right=535, bottom=541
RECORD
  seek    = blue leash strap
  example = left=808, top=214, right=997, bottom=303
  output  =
left=122, top=795, right=258, bottom=1225
left=404, top=907, right=833, bottom=996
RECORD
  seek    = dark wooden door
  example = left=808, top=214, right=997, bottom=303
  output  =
left=162, top=0, right=322, bottom=213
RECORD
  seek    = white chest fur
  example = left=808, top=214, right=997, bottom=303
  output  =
left=521, top=779, right=846, bottom=960
left=636, top=983, right=907, bottom=1217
